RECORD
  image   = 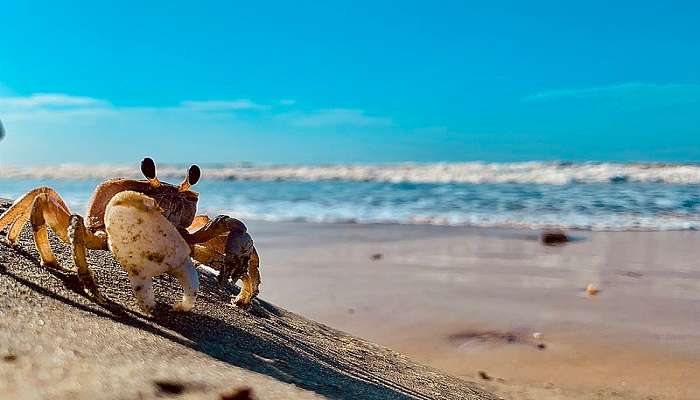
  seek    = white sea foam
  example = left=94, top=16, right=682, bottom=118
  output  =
left=2, top=162, right=700, bottom=185
left=212, top=209, right=700, bottom=231
left=2, top=170, right=699, bottom=231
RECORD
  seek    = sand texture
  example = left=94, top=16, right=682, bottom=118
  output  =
left=0, top=199, right=497, bottom=400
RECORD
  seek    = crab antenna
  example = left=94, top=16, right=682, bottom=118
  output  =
left=179, top=164, right=201, bottom=191
left=141, top=157, right=161, bottom=188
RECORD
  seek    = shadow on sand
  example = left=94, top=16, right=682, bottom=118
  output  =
left=0, top=236, right=434, bottom=400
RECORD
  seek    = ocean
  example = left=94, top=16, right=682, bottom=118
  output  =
left=1, top=161, right=699, bottom=231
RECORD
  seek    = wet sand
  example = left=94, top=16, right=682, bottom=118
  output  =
left=249, top=221, right=700, bottom=400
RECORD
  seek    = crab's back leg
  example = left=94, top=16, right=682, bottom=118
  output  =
left=185, top=215, right=250, bottom=284
left=186, top=214, right=261, bottom=307
left=7, top=208, right=31, bottom=244
left=29, top=191, right=72, bottom=269
left=1, top=187, right=108, bottom=302
left=233, top=246, right=260, bottom=308
left=0, top=187, right=69, bottom=244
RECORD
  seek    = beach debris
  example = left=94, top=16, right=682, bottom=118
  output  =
left=152, top=379, right=207, bottom=395
left=153, top=380, right=186, bottom=395
left=449, top=329, right=550, bottom=352
left=586, top=283, right=600, bottom=296
left=620, top=270, right=643, bottom=278
left=540, top=229, right=569, bottom=245
left=0, top=158, right=262, bottom=312
left=478, top=371, right=493, bottom=380
left=370, top=253, right=383, bottom=260
left=449, top=331, right=524, bottom=346
left=219, top=387, right=255, bottom=400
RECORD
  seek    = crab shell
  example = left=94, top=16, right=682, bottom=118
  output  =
left=86, top=179, right=199, bottom=232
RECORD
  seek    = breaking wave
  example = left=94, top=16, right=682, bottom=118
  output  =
left=2, top=162, right=700, bottom=185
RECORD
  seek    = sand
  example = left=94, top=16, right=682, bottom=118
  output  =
left=0, top=199, right=497, bottom=400
left=247, top=221, right=700, bottom=400
left=3, top=193, right=700, bottom=399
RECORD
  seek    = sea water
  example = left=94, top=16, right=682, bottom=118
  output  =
left=1, top=162, right=699, bottom=231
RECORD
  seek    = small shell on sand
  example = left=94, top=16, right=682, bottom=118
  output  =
left=586, top=284, right=600, bottom=295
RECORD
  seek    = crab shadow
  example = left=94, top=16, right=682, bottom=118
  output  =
left=149, top=273, right=425, bottom=400
left=0, top=238, right=425, bottom=400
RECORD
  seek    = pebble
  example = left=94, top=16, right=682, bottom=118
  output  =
left=540, top=229, right=569, bottom=245
left=219, top=387, right=254, bottom=400
left=478, top=371, right=492, bottom=380
left=586, top=284, right=600, bottom=295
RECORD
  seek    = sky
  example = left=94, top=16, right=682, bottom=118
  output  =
left=1, top=1, right=699, bottom=165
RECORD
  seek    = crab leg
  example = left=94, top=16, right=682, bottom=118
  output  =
left=68, top=215, right=108, bottom=303
left=28, top=191, right=72, bottom=269
left=233, top=247, right=260, bottom=308
left=171, top=259, right=200, bottom=312
left=186, top=214, right=261, bottom=307
left=0, top=187, right=108, bottom=302
left=127, top=272, right=155, bottom=314
left=188, top=215, right=252, bottom=285
left=0, top=187, right=70, bottom=245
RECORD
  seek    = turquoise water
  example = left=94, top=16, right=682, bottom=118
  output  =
left=2, top=168, right=699, bottom=231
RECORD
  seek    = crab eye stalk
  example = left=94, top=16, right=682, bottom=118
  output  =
left=188, top=165, right=201, bottom=185
left=179, top=164, right=201, bottom=191
left=141, top=157, right=161, bottom=188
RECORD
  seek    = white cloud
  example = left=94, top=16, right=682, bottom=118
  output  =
left=523, top=82, right=700, bottom=102
left=285, top=108, right=393, bottom=128
left=180, top=99, right=269, bottom=111
left=0, top=93, right=107, bottom=109
left=0, top=92, right=400, bottom=163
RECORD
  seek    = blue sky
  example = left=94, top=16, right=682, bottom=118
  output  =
left=1, top=1, right=699, bottom=164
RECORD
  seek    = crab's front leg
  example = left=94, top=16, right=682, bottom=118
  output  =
left=68, top=215, right=109, bottom=304
left=186, top=215, right=261, bottom=308
left=0, top=187, right=108, bottom=302
left=127, top=272, right=155, bottom=314
left=171, top=259, right=200, bottom=311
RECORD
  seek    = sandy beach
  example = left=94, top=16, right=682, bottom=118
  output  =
left=0, top=198, right=497, bottom=400
left=2, top=192, right=700, bottom=399
left=249, top=221, right=700, bottom=400
left=4, top=1, right=700, bottom=398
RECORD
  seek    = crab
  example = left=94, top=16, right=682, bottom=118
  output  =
left=0, top=158, right=261, bottom=313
